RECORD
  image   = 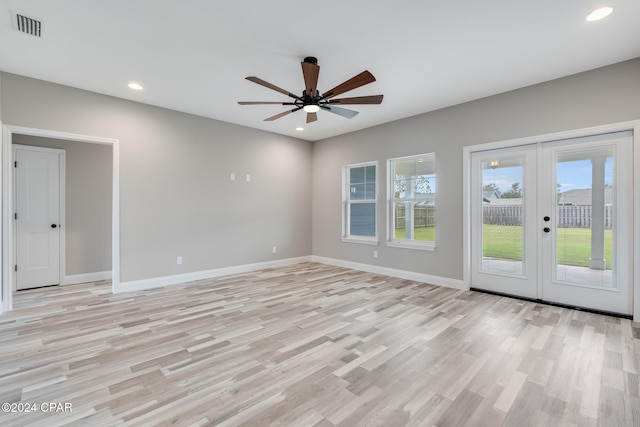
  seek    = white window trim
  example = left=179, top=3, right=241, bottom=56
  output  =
left=342, top=161, right=378, bottom=244
left=386, top=240, right=436, bottom=251
left=386, top=153, right=436, bottom=251
left=342, top=236, right=379, bottom=245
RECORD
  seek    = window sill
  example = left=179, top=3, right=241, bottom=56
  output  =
left=342, top=237, right=379, bottom=246
left=385, top=241, right=436, bottom=251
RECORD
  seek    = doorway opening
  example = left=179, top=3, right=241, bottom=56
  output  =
left=470, top=133, right=632, bottom=315
left=2, top=125, right=120, bottom=313
left=463, top=121, right=640, bottom=322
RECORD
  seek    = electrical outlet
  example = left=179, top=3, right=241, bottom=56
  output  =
left=373, top=250, right=378, bottom=258
left=246, top=174, right=251, bottom=182
left=177, top=256, right=183, bottom=265
left=272, top=246, right=277, bottom=254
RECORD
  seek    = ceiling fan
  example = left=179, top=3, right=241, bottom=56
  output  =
left=238, top=56, right=383, bottom=124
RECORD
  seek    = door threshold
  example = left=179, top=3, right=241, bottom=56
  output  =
left=470, top=287, right=632, bottom=320
left=16, top=284, right=61, bottom=292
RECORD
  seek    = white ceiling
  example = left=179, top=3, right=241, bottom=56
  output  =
left=1, top=1, right=639, bottom=142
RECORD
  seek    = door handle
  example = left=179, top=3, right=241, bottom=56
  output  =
left=51, top=224, right=58, bottom=229
left=543, top=227, right=550, bottom=233
left=543, top=216, right=550, bottom=222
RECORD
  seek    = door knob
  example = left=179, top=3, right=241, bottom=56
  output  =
left=543, top=227, right=550, bottom=233
left=543, top=216, right=550, bottom=222
left=51, top=224, right=58, bottom=228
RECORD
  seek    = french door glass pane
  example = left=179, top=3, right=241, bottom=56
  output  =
left=481, top=157, right=524, bottom=275
left=555, top=147, right=614, bottom=287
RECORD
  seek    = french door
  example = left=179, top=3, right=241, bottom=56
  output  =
left=471, top=131, right=633, bottom=315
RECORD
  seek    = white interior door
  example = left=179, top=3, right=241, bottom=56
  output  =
left=471, top=131, right=633, bottom=315
left=14, top=145, right=64, bottom=290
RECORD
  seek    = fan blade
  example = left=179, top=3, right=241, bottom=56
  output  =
left=246, top=77, right=300, bottom=100
left=264, top=107, right=301, bottom=122
left=328, top=95, right=383, bottom=105
left=322, top=105, right=359, bottom=119
left=301, top=61, right=320, bottom=96
left=322, top=70, right=376, bottom=99
left=238, top=101, right=293, bottom=105
left=306, top=112, right=317, bottom=123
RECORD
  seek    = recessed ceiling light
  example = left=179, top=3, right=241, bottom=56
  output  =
left=128, top=82, right=143, bottom=90
left=586, top=6, right=613, bottom=21
left=296, top=127, right=304, bottom=131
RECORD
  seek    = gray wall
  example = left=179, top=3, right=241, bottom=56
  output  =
left=3, top=58, right=639, bottom=286
left=1, top=73, right=313, bottom=282
left=13, top=134, right=112, bottom=276
left=312, top=58, right=640, bottom=280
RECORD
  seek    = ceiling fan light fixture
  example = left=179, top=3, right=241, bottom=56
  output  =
left=586, top=6, right=613, bottom=21
left=239, top=56, right=382, bottom=123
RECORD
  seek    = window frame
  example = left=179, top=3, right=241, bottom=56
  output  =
left=387, top=153, right=436, bottom=251
left=342, top=161, right=379, bottom=245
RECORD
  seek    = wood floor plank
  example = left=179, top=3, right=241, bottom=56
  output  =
left=1, top=262, right=639, bottom=426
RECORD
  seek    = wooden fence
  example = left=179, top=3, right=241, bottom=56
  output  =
left=483, top=205, right=613, bottom=228
left=483, top=205, right=522, bottom=226
left=395, top=205, right=435, bottom=229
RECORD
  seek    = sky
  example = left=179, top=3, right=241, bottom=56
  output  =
left=483, top=158, right=613, bottom=193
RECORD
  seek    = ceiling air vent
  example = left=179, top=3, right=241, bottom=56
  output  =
left=13, top=12, right=43, bottom=37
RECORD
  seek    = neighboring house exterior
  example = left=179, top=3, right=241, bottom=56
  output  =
left=558, top=188, right=613, bottom=205
left=483, top=188, right=613, bottom=207
left=482, top=190, right=501, bottom=203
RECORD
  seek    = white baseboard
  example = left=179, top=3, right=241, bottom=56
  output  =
left=65, top=271, right=112, bottom=285
left=311, top=255, right=468, bottom=291
left=115, top=255, right=467, bottom=294
left=115, top=256, right=313, bottom=293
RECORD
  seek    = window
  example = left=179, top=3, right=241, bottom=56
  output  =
left=343, top=162, right=377, bottom=243
left=388, top=154, right=436, bottom=250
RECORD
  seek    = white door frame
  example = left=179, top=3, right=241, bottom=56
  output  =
left=463, top=120, right=640, bottom=322
left=1, top=124, right=120, bottom=313
left=13, top=144, right=66, bottom=291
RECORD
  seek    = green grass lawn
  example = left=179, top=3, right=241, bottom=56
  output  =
left=482, top=224, right=612, bottom=269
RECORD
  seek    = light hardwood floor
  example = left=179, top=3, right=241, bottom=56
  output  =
left=1, top=262, right=639, bottom=426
